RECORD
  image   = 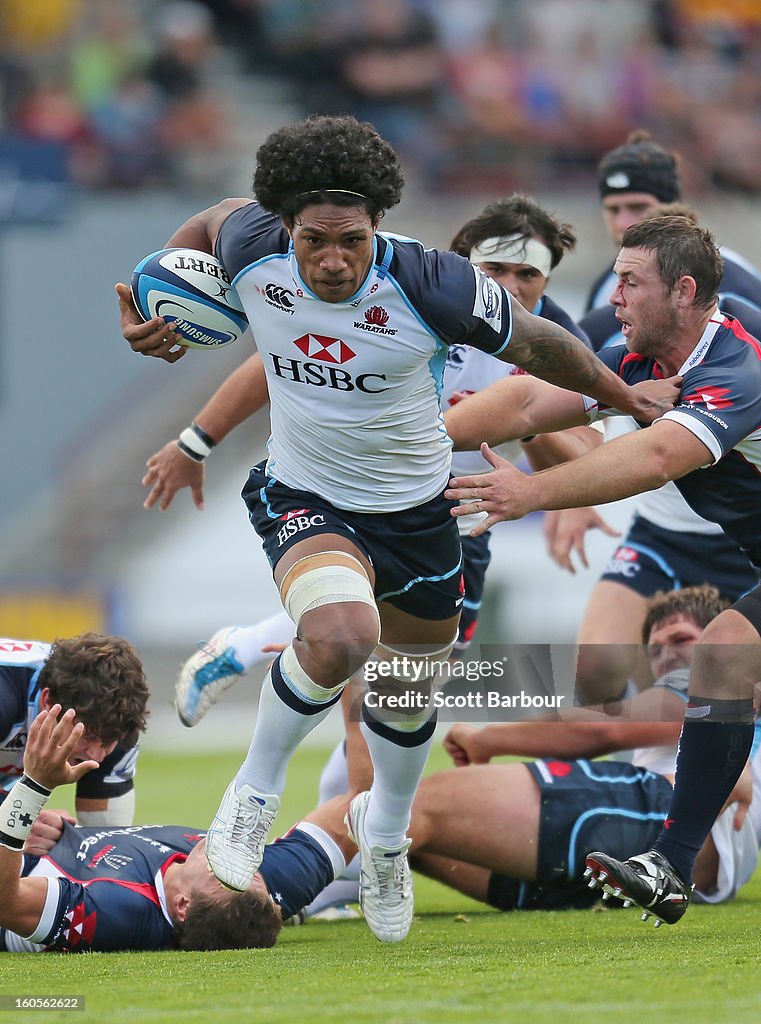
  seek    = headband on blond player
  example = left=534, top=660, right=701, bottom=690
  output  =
left=469, top=235, right=553, bottom=277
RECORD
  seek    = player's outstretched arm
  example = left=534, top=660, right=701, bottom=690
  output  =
left=0, top=708, right=98, bottom=938
left=506, top=300, right=682, bottom=424
left=143, top=352, right=270, bottom=511
left=446, top=419, right=711, bottom=537
left=443, top=686, right=684, bottom=764
left=444, top=375, right=589, bottom=451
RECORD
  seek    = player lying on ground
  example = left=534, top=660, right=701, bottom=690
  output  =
left=304, top=587, right=759, bottom=919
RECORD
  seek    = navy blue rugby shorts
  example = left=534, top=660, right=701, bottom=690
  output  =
left=599, top=514, right=756, bottom=602
left=243, top=460, right=463, bottom=622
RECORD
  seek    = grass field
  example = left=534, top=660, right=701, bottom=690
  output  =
left=2, top=743, right=760, bottom=1024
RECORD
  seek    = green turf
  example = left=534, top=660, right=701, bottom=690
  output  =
left=2, top=745, right=760, bottom=1024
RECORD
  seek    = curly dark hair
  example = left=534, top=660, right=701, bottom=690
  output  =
left=449, top=194, right=576, bottom=270
left=253, top=114, right=404, bottom=223
left=176, top=887, right=283, bottom=950
left=642, top=585, right=728, bottom=645
left=622, top=215, right=722, bottom=311
left=38, top=633, right=149, bottom=748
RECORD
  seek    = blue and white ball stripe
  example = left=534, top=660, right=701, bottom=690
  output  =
left=131, top=247, right=248, bottom=350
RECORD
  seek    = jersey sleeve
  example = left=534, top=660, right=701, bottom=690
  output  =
left=397, top=246, right=514, bottom=355
left=27, top=878, right=171, bottom=952
left=215, top=202, right=290, bottom=282
left=259, top=823, right=345, bottom=919
left=662, top=361, right=761, bottom=463
left=75, top=744, right=139, bottom=800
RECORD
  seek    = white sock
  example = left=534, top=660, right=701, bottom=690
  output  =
left=359, top=710, right=436, bottom=850
left=226, top=612, right=295, bottom=670
left=235, top=649, right=343, bottom=796
left=318, top=740, right=349, bottom=803
left=303, top=877, right=360, bottom=917
left=341, top=853, right=360, bottom=882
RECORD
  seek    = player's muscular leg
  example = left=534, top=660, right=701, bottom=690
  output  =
left=575, top=581, right=647, bottom=705
left=689, top=609, right=761, bottom=702
left=408, top=763, right=541, bottom=879
left=372, top=602, right=460, bottom=711
left=275, top=534, right=380, bottom=687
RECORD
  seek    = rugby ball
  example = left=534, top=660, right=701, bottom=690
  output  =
left=131, top=248, right=248, bottom=350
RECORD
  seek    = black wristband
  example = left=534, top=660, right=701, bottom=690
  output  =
left=191, top=421, right=217, bottom=449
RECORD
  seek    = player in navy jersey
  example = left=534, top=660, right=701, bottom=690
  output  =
left=115, top=114, right=677, bottom=942
left=0, top=707, right=321, bottom=952
left=0, top=635, right=148, bottom=826
left=444, top=214, right=761, bottom=926
left=552, top=136, right=761, bottom=705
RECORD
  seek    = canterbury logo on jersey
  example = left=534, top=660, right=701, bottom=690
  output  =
left=270, top=349, right=389, bottom=393
left=257, top=283, right=295, bottom=313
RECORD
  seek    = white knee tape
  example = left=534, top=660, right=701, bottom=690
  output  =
left=373, top=639, right=457, bottom=682
left=283, top=557, right=380, bottom=637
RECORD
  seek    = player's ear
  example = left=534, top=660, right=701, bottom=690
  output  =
left=676, top=274, right=697, bottom=306
left=173, top=892, right=190, bottom=923
left=39, top=688, right=52, bottom=711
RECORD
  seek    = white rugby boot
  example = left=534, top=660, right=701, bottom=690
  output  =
left=345, top=791, right=413, bottom=942
left=206, top=780, right=280, bottom=891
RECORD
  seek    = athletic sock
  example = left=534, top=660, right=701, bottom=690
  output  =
left=235, top=649, right=342, bottom=796
left=318, top=740, right=349, bottom=803
left=226, top=613, right=295, bottom=670
left=303, top=878, right=360, bottom=917
left=359, top=701, right=437, bottom=850
left=653, top=697, right=755, bottom=884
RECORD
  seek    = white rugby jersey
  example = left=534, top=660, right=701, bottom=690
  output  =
left=443, top=293, right=590, bottom=478
left=216, top=203, right=513, bottom=512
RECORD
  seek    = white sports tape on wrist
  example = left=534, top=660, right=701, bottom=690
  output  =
left=179, top=426, right=212, bottom=460
left=0, top=776, right=51, bottom=851
left=280, top=551, right=380, bottom=638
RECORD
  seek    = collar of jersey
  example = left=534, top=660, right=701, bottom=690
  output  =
left=678, top=306, right=722, bottom=375
left=291, top=235, right=381, bottom=305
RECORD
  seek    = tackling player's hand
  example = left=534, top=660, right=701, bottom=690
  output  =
left=24, top=809, right=77, bottom=857
left=446, top=445, right=536, bottom=535
left=115, top=282, right=187, bottom=364
left=626, top=375, right=682, bottom=424
left=143, top=440, right=205, bottom=511
left=24, top=707, right=99, bottom=792
left=443, top=723, right=491, bottom=767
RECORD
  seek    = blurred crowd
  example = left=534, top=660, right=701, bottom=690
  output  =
left=2, top=0, right=761, bottom=195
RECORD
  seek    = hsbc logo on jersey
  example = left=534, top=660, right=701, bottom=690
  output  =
left=270, top=337, right=389, bottom=393
left=294, top=334, right=356, bottom=363
left=277, top=511, right=327, bottom=546
left=354, top=305, right=397, bottom=335
left=682, top=386, right=733, bottom=411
